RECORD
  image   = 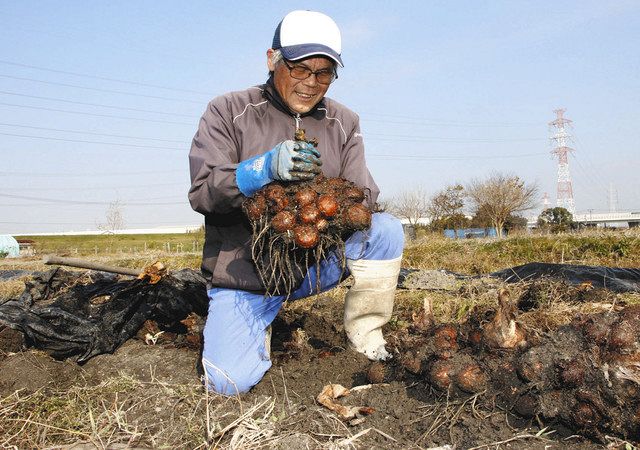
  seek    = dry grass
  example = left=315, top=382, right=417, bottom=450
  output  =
left=404, top=228, right=640, bottom=274
left=393, top=275, right=640, bottom=335
left=0, top=278, right=28, bottom=302
left=0, top=374, right=203, bottom=448
left=0, top=373, right=288, bottom=449
left=0, top=369, right=383, bottom=449
left=16, top=231, right=205, bottom=257
left=4, top=227, right=638, bottom=275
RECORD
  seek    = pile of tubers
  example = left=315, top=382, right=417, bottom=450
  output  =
left=368, top=289, right=640, bottom=442
left=242, top=130, right=373, bottom=296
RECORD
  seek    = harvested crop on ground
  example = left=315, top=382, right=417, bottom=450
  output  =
left=372, top=289, right=640, bottom=442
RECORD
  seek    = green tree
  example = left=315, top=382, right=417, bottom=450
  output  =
left=469, top=206, right=526, bottom=232
left=504, top=214, right=529, bottom=232
left=427, top=184, right=468, bottom=231
left=537, top=207, right=574, bottom=233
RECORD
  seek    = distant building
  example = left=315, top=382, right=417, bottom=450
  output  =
left=444, top=228, right=498, bottom=239
left=16, top=239, right=35, bottom=256
left=0, top=235, right=20, bottom=258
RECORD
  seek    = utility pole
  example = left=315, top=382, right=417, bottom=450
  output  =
left=542, top=192, right=550, bottom=210
left=608, top=182, right=618, bottom=213
left=549, top=109, right=575, bottom=215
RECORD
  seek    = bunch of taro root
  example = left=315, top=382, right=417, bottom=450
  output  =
left=367, top=290, right=640, bottom=443
left=243, top=174, right=373, bottom=296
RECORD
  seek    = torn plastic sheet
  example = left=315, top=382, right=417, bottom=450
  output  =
left=0, top=268, right=208, bottom=362
left=399, top=263, right=640, bottom=293
left=491, top=263, right=640, bottom=293
left=0, top=270, right=34, bottom=281
left=1, top=261, right=638, bottom=363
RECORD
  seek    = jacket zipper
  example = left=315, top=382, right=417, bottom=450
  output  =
left=294, top=113, right=301, bottom=130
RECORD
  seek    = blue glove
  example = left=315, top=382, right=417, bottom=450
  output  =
left=271, top=140, right=321, bottom=181
left=236, top=140, right=322, bottom=196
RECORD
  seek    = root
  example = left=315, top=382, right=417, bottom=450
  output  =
left=244, top=175, right=371, bottom=298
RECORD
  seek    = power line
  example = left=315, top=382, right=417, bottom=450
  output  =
left=0, top=65, right=550, bottom=132
left=365, top=133, right=545, bottom=143
left=362, top=117, right=543, bottom=128
left=0, top=132, right=183, bottom=151
left=1, top=183, right=185, bottom=192
left=571, top=134, right=611, bottom=193
left=571, top=154, right=609, bottom=195
left=0, top=21, right=217, bottom=69
left=0, top=131, right=546, bottom=158
left=0, top=220, right=201, bottom=226
left=0, top=61, right=542, bottom=128
left=0, top=102, right=194, bottom=125
left=0, top=169, right=179, bottom=177
left=0, top=193, right=187, bottom=206
left=1, top=200, right=187, bottom=207
left=0, top=122, right=188, bottom=144
left=0, top=74, right=203, bottom=104
left=0, top=59, right=211, bottom=95
left=0, top=121, right=545, bottom=146
left=0, top=90, right=196, bottom=117
left=362, top=113, right=542, bottom=127
left=367, top=152, right=547, bottom=160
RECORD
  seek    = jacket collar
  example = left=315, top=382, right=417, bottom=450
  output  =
left=262, top=75, right=326, bottom=119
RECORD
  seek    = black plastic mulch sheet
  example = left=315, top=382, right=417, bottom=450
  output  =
left=0, top=268, right=208, bottom=362
left=491, top=263, right=640, bottom=293
left=1, top=262, right=638, bottom=363
left=0, top=269, right=34, bottom=281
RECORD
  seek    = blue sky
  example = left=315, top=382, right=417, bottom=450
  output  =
left=1, top=1, right=639, bottom=233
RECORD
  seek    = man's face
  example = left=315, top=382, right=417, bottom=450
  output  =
left=267, top=50, right=334, bottom=114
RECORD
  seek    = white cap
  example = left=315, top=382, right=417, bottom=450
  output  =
left=272, top=10, right=343, bottom=67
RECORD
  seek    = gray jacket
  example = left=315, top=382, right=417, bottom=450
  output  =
left=188, top=82, right=379, bottom=291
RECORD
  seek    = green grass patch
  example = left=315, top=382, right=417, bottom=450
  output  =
left=20, top=231, right=205, bottom=257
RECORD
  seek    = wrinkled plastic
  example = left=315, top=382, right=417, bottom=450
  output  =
left=0, top=235, right=20, bottom=258
left=0, top=269, right=33, bottom=281
left=491, top=262, right=640, bottom=292
left=1, top=261, right=638, bottom=363
left=0, top=268, right=208, bottom=362
left=399, top=263, right=640, bottom=293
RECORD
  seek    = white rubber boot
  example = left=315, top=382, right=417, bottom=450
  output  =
left=343, top=256, right=402, bottom=361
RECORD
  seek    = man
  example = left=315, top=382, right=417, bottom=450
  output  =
left=189, top=10, right=404, bottom=395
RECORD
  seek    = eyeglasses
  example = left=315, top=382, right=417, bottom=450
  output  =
left=281, top=60, right=337, bottom=85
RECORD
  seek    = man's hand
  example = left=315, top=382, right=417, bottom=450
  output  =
left=271, top=140, right=322, bottom=181
left=236, top=140, right=322, bottom=197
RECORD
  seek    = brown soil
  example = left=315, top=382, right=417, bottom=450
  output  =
left=246, top=297, right=606, bottom=449
left=0, top=284, right=635, bottom=448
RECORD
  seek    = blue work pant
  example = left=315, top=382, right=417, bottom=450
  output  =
left=202, top=212, right=404, bottom=395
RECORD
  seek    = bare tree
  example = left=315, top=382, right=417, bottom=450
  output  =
left=466, top=173, right=538, bottom=238
left=427, top=184, right=467, bottom=230
left=389, top=187, right=429, bottom=227
left=98, top=200, right=125, bottom=234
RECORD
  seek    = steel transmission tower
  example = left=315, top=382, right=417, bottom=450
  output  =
left=542, top=192, right=550, bottom=210
left=549, top=109, right=575, bottom=215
